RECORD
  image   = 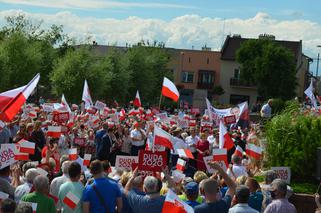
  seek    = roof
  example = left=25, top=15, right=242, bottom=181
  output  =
left=221, top=35, right=302, bottom=60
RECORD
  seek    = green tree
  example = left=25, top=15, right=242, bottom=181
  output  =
left=236, top=39, right=297, bottom=100
left=50, top=47, right=110, bottom=103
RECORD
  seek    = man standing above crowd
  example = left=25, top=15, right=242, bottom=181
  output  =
left=260, top=99, right=273, bottom=119
left=95, top=123, right=113, bottom=161
left=185, top=127, right=199, bottom=167
left=130, top=121, right=146, bottom=156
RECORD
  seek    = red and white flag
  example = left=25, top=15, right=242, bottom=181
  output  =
left=129, top=108, right=140, bottom=116
left=69, top=148, right=78, bottom=161
left=161, top=77, right=179, bottom=102
left=82, top=80, right=93, bottom=109
left=246, top=143, right=262, bottom=160
left=176, top=158, right=186, bottom=172
left=234, top=145, right=244, bottom=157
left=133, top=90, right=142, bottom=107
left=14, top=152, right=29, bottom=161
left=177, top=149, right=194, bottom=159
left=0, top=73, right=40, bottom=122
left=219, top=121, right=234, bottom=150
left=18, top=139, right=35, bottom=155
left=47, top=126, right=62, bottom=138
left=61, top=94, right=71, bottom=113
left=154, top=125, right=174, bottom=150
left=162, top=189, right=193, bottom=213
left=83, top=154, right=91, bottom=166
left=213, top=148, right=228, bottom=167
left=119, top=108, right=126, bottom=121
left=28, top=111, right=37, bottom=119
left=63, top=191, right=80, bottom=209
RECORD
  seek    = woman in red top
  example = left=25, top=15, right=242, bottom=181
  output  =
left=196, top=132, right=210, bottom=171
left=41, top=138, right=60, bottom=173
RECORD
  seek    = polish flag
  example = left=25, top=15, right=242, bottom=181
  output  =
left=28, top=111, right=37, bottom=119
left=14, top=152, right=29, bottom=161
left=213, top=148, right=228, bottom=167
left=69, top=148, right=78, bottom=161
left=82, top=80, right=93, bottom=109
left=133, top=90, right=142, bottom=107
left=154, top=125, right=174, bottom=150
left=219, top=121, right=234, bottom=150
left=233, top=145, right=244, bottom=157
left=119, top=108, right=126, bottom=121
left=63, top=191, right=80, bottom=209
left=177, top=149, right=194, bottom=159
left=146, top=109, right=153, bottom=117
left=188, top=120, right=196, bottom=127
left=161, top=77, right=179, bottom=102
left=18, top=139, right=35, bottom=155
left=61, top=94, right=71, bottom=113
left=176, top=158, right=186, bottom=172
left=83, top=154, right=91, bottom=166
left=129, top=108, right=140, bottom=116
left=0, top=73, right=40, bottom=122
left=162, top=189, right=193, bottom=213
left=47, top=126, right=62, bottom=138
left=246, top=144, right=262, bottom=160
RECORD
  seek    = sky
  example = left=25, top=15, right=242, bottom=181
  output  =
left=0, top=0, right=321, bottom=74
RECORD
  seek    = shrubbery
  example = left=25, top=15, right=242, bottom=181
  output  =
left=265, top=101, right=321, bottom=180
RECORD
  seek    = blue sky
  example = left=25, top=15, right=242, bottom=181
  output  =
left=0, top=0, right=321, bottom=73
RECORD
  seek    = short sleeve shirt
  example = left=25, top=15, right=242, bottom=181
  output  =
left=127, top=190, right=165, bottom=213
left=194, top=195, right=232, bottom=213
left=130, top=129, right=146, bottom=146
left=58, top=181, right=84, bottom=213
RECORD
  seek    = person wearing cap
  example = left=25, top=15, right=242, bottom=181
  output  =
left=264, top=179, right=296, bottom=213
left=180, top=182, right=202, bottom=208
left=130, top=121, right=146, bottom=156
left=229, top=185, right=258, bottom=213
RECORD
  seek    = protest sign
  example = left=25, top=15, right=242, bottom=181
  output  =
left=271, top=167, right=291, bottom=184
left=138, top=150, right=167, bottom=172
left=0, top=144, right=17, bottom=169
left=95, top=101, right=106, bottom=110
left=115, top=156, right=138, bottom=171
left=74, top=138, right=86, bottom=147
left=177, top=119, right=189, bottom=128
left=53, top=112, right=70, bottom=123
left=223, top=115, right=236, bottom=125
left=131, top=163, right=156, bottom=179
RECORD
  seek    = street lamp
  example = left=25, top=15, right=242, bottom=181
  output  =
left=317, top=45, right=321, bottom=77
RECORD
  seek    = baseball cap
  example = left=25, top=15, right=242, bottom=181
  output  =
left=184, top=181, right=199, bottom=194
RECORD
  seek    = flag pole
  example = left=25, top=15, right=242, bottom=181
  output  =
left=158, top=93, right=162, bottom=110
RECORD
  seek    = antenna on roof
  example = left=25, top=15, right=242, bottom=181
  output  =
left=220, top=18, right=226, bottom=48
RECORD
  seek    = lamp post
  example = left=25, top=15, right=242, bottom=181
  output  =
left=317, top=45, right=321, bottom=77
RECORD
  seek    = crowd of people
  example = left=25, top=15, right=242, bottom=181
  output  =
left=0, top=100, right=300, bottom=213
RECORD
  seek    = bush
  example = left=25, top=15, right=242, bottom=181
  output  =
left=265, top=101, right=321, bottom=180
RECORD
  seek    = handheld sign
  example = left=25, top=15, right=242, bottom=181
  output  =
left=74, top=138, right=86, bottom=147
left=223, top=115, right=236, bottom=125
left=271, top=167, right=291, bottom=184
left=53, top=112, right=70, bottom=123
left=95, top=101, right=106, bottom=110
left=131, top=163, right=156, bottom=179
left=138, top=150, right=167, bottom=172
left=115, top=156, right=138, bottom=171
left=0, top=144, right=17, bottom=169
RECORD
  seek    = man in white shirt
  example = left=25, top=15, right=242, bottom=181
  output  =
left=185, top=127, right=199, bottom=168
left=130, top=121, right=146, bottom=156
left=171, top=128, right=188, bottom=168
left=227, top=155, right=248, bottom=179
left=260, top=99, right=273, bottom=118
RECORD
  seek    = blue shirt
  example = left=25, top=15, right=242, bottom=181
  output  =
left=127, top=190, right=165, bottom=213
left=194, top=195, right=232, bottom=213
left=248, top=191, right=263, bottom=212
left=83, top=177, right=121, bottom=213
left=185, top=200, right=201, bottom=208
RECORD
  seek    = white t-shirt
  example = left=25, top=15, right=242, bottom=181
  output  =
left=227, top=164, right=248, bottom=178
left=185, top=135, right=199, bottom=153
left=261, top=103, right=272, bottom=118
left=130, top=129, right=146, bottom=147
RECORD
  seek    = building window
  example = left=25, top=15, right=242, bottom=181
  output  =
left=189, top=57, right=191, bottom=63
left=181, top=71, right=194, bottom=83
left=230, top=94, right=250, bottom=105
left=207, top=58, right=209, bottom=64
left=198, top=70, right=214, bottom=84
left=234, top=69, right=240, bottom=79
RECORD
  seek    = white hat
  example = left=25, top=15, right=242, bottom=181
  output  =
left=0, top=120, right=5, bottom=128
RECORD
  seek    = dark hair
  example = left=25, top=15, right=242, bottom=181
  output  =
left=235, top=185, right=250, bottom=203
left=68, top=162, right=81, bottom=178
left=15, top=203, right=32, bottom=213
left=89, top=160, right=103, bottom=175
left=72, top=143, right=80, bottom=149
left=102, top=160, right=111, bottom=172
left=0, top=198, right=16, bottom=213
left=0, top=166, right=10, bottom=175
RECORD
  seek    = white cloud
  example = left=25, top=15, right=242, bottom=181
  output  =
left=0, top=10, right=320, bottom=64
left=0, top=0, right=196, bottom=9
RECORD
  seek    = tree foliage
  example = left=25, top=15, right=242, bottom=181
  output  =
left=236, top=39, right=297, bottom=100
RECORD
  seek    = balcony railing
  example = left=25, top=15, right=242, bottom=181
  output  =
left=230, top=78, right=256, bottom=88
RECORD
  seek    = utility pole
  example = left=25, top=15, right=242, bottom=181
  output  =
left=317, top=45, right=321, bottom=77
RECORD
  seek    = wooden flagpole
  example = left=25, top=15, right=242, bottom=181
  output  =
left=158, top=93, right=163, bottom=110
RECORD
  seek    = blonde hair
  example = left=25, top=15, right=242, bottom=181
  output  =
left=120, top=171, right=132, bottom=187
left=236, top=175, right=248, bottom=185
left=193, top=171, right=208, bottom=184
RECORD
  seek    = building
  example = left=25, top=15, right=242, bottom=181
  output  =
left=219, top=34, right=312, bottom=107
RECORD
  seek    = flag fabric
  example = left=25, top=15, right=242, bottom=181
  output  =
left=133, top=90, right=142, bottom=107
left=246, top=143, right=262, bottom=160
left=154, top=125, right=174, bottom=150
left=83, top=154, right=91, bottom=166
left=0, top=191, right=9, bottom=200
left=0, top=73, right=40, bottom=122
left=234, top=145, right=244, bottom=157
left=119, top=108, right=126, bottom=121
left=14, top=152, right=29, bottom=161
left=162, top=189, right=194, bottom=213
left=161, top=77, right=179, bottom=102
left=304, top=78, right=318, bottom=108
left=213, top=148, right=228, bottom=167
left=47, top=126, right=62, bottom=138
left=69, top=148, right=78, bottom=161
left=219, top=121, right=234, bottom=150
left=177, top=149, right=194, bottom=159
left=176, top=158, right=186, bottom=172
left=61, top=94, right=71, bottom=112
left=63, top=191, right=80, bottom=209
left=27, top=111, right=37, bottom=119
left=82, top=80, right=93, bottom=109
left=18, top=139, right=35, bottom=155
